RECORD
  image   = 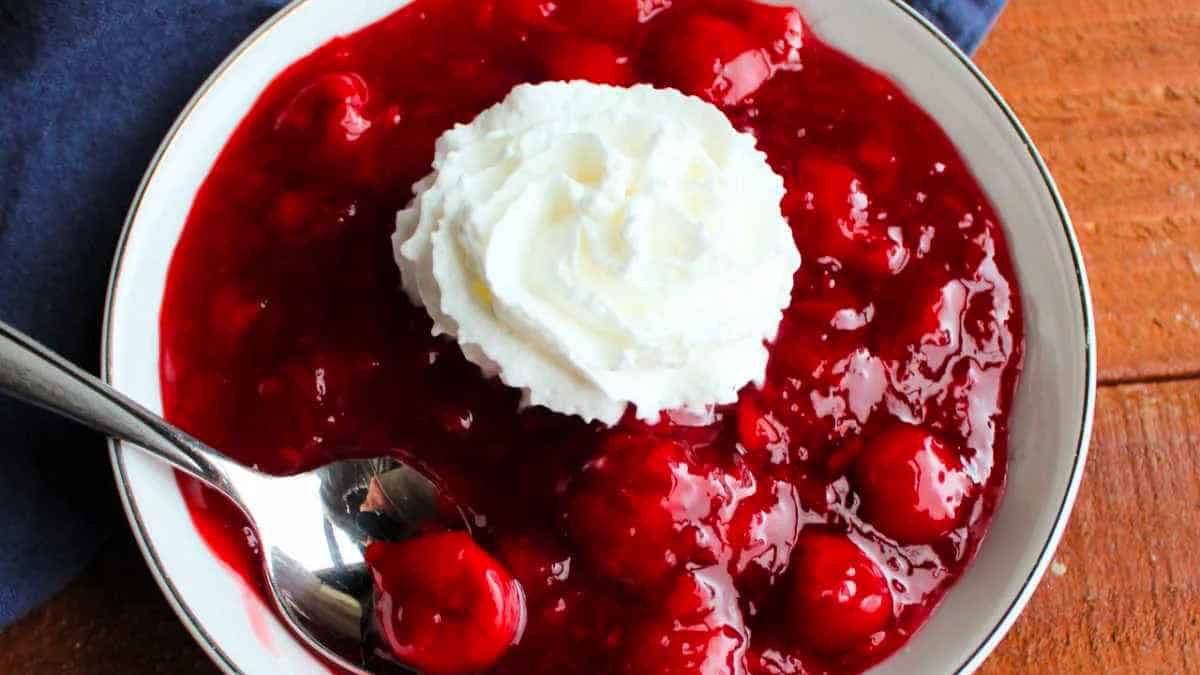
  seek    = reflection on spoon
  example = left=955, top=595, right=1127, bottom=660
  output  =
left=0, top=320, right=464, bottom=674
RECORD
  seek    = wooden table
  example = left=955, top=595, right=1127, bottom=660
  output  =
left=2, top=0, right=1198, bottom=671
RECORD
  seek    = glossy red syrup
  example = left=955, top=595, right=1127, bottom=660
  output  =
left=159, top=0, right=1024, bottom=672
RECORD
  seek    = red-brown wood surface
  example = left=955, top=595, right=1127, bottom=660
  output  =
left=977, top=0, right=1200, bottom=384
left=1, top=1, right=1198, bottom=672
left=974, top=1, right=1200, bottom=671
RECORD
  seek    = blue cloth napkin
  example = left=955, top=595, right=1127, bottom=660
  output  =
left=912, top=0, right=1007, bottom=54
left=0, top=0, right=1005, bottom=629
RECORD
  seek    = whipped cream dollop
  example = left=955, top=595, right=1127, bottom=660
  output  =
left=394, top=82, right=800, bottom=425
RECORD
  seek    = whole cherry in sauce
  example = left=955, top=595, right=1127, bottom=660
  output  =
left=160, top=0, right=1024, bottom=672
left=565, top=435, right=724, bottom=588
left=627, top=569, right=750, bottom=674
left=785, top=531, right=894, bottom=655
left=365, top=532, right=526, bottom=673
left=853, top=425, right=977, bottom=545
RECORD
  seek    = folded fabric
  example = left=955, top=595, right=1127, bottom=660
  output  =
left=0, top=0, right=1006, bottom=629
left=911, top=0, right=1008, bottom=53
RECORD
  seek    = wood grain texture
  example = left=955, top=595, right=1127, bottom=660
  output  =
left=981, top=381, right=1200, bottom=674
left=1, top=1, right=1197, bottom=673
left=0, top=533, right=215, bottom=674
left=973, top=0, right=1200, bottom=383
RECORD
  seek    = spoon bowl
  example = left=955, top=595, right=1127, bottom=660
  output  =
left=0, top=320, right=443, bottom=674
left=229, top=456, right=444, bottom=672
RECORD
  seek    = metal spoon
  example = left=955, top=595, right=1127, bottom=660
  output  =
left=0, top=320, right=445, bottom=673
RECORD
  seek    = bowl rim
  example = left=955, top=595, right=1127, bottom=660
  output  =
left=100, top=1, right=1097, bottom=673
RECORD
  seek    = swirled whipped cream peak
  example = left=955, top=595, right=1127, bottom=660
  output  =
left=394, top=81, right=800, bottom=425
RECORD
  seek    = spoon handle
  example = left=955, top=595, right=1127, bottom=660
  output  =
left=0, top=320, right=242, bottom=497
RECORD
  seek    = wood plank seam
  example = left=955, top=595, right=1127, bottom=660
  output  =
left=1099, top=372, right=1200, bottom=387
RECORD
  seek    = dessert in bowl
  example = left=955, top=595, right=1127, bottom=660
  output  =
left=103, top=0, right=1095, bottom=673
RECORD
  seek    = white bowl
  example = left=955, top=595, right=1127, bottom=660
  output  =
left=102, top=1, right=1096, bottom=672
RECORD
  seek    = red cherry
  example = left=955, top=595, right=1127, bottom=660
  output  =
left=739, top=3, right=804, bottom=64
left=781, top=158, right=863, bottom=241
left=853, top=425, right=975, bottom=544
left=880, top=280, right=968, bottom=371
left=787, top=285, right=870, bottom=333
left=787, top=157, right=859, bottom=221
left=791, top=158, right=908, bottom=278
left=737, top=397, right=785, bottom=453
left=625, top=569, right=749, bottom=674
left=730, top=479, right=801, bottom=587
left=642, top=13, right=773, bottom=106
left=787, top=531, right=893, bottom=654
left=767, top=312, right=858, bottom=384
left=541, top=36, right=635, bottom=85
left=564, top=436, right=722, bottom=587
left=365, top=532, right=526, bottom=673
left=274, top=72, right=372, bottom=147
